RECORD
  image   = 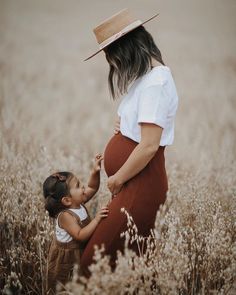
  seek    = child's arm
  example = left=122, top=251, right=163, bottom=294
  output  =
left=83, top=154, right=103, bottom=202
left=59, top=206, right=108, bottom=242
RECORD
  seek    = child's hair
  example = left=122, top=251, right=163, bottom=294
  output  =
left=43, top=172, right=73, bottom=218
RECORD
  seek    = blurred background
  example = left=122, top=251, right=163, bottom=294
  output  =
left=1, top=1, right=236, bottom=293
left=0, top=0, right=236, bottom=173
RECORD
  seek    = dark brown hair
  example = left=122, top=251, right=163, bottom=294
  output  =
left=104, top=25, right=165, bottom=99
left=43, top=172, right=73, bottom=218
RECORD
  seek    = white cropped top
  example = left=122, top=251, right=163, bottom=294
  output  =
left=117, top=65, right=179, bottom=146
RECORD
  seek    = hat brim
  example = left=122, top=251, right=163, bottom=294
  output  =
left=84, top=13, right=159, bottom=61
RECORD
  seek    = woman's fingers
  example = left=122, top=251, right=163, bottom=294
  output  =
left=114, top=119, right=120, bottom=134
left=108, top=185, right=123, bottom=195
left=107, top=175, right=123, bottom=195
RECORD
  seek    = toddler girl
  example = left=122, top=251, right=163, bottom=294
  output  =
left=42, top=154, right=108, bottom=294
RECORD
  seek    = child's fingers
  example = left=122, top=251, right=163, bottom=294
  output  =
left=99, top=208, right=109, bottom=215
left=100, top=210, right=109, bottom=214
left=100, top=211, right=109, bottom=216
left=100, top=209, right=109, bottom=214
left=98, top=157, right=103, bottom=163
left=95, top=154, right=103, bottom=162
left=100, top=206, right=109, bottom=210
left=100, top=213, right=109, bottom=218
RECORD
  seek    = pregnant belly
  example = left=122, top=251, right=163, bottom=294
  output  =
left=104, top=133, right=138, bottom=177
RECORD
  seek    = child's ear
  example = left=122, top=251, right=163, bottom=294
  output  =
left=61, top=196, right=72, bottom=206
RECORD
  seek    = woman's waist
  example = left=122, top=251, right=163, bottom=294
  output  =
left=103, top=133, right=166, bottom=177
left=120, top=128, right=170, bottom=147
left=104, top=132, right=166, bottom=154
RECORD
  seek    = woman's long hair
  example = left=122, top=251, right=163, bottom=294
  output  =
left=104, top=25, right=165, bottom=99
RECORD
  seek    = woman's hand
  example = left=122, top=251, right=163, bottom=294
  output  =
left=107, top=175, right=123, bottom=195
left=93, top=153, right=103, bottom=172
left=114, top=117, right=120, bottom=135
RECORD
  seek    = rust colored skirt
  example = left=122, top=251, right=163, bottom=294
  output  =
left=80, top=133, right=168, bottom=275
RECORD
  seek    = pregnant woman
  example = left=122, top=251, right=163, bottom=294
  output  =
left=81, top=8, right=179, bottom=274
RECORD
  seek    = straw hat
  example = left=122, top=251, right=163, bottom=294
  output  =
left=84, top=8, right=159, bottom=61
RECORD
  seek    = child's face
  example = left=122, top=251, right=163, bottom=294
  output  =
left=67, top=175, right=86, bottom=207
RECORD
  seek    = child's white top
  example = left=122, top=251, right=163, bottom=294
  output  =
left=55, top=206, right=88, bottom=243
left=117, top=65, right=179, bottom=146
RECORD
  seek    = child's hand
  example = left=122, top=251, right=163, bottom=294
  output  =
left=95, top=206, right=109, bottom=222
left=114, top=117, right=120, bottom=135
left=93, top=153, right=103, bottom=172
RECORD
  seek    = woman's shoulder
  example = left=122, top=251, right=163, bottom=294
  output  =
left=121, top=66, right=172, bottom=101
left=140, top=66, right=171, bottom=88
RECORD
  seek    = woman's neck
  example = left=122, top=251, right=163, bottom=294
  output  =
left=151, top=58, right=164, bottom=68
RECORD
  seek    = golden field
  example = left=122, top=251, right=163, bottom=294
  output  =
left=0, top=0, right=235, bottom=294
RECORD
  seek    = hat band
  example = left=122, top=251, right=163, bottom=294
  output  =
left=98, top=20, right=142, bottom=49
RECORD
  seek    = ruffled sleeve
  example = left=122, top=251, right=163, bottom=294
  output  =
left=137, top=82, right=171, bottom=129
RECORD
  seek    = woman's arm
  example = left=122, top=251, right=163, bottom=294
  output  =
left=107, top=123, right=163, bottom=195
left=59, top=206, right=109, bottom=242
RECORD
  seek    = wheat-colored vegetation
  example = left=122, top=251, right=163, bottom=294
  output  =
left=0, top=0, right=236, bottom=294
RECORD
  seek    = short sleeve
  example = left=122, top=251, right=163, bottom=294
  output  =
left=137, top=84, right=170, bottom=129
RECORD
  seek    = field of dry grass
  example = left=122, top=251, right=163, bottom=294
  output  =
left=0, top=0, right=236, bottom=294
